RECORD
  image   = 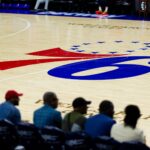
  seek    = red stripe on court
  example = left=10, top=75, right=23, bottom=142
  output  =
left=27, top=47, right=123, bottom=58
left=0, top=48, right=125, bottom=70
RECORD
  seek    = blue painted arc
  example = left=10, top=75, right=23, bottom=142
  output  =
left=48, top=56, right=150, bottom=80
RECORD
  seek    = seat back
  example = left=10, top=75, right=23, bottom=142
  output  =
left=93, top=136, right=120, bottom=150
left=16, top=122, right=43, bottom=150
left=0, top=119, right=18, bottom=150
left=65, top=132, right=92, bottom=150
left=39, top=126, right=65, bottom=150
left=119, top=141, right=150, bottom=150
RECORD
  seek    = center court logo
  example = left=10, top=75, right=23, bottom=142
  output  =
left=1, top=41, right=150, bottom=80
left=48, top=41, right=150, bottom=80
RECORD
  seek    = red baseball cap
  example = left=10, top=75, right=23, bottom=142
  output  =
left=5, top=90, right=23, bottom=100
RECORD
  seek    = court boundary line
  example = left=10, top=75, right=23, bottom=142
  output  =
left=0, top=17, right=31, bottom=39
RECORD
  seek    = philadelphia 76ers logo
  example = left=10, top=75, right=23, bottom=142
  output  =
left=1, top=40, right=150, bottom=80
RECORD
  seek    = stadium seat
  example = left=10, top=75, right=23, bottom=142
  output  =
left=93, top=136, right=121, bottom=150
left=65, top=132, right=92, bottom=150
left=16, top=122, right=43, bottom=150
left=39, top=126, right=65, bottom=150
left=119, top=141, right=150, bottom=150
left=0, top=119, right=18, bottom=150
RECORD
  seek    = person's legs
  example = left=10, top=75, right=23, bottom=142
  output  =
left=98, top=6, right=102, bottom=12
left=102, top=0, right=109, bottom=15
left=97, top=0, right=103, bottom=13
left=103, top=6, right=108, bottom=13
left=44, top=0, right=49, bottom=10
left=96, top=0, right=109, bottom=14
left=96, top=0, right=102, bottom=14
left=35, top=0, right=48, bottom=10
left=34, top=0, right=42, bottom=9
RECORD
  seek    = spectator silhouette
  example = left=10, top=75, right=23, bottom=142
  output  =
left=85, top=100, right=115, bottom=137
left=0, top=90, right=23, bottom=124
left=33, top=91, right=62, bottom=128
left=111, top=105, right=145, bottom=143
left=62, top=97, right=91, bottom=132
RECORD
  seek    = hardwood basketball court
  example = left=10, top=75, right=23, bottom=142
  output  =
left=0, top=13, right=150, bottom=145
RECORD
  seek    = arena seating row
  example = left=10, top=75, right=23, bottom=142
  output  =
left=0, top=0, right=150, bottom=16
left=0, top=0, right=98, bottom=13
left=0, top=0, right=135, bottom=14
left=0, top=3, right=30, bottom=10
left=0, top=120, right=149, bottom=150
left=0, top=0, right=29, bottom=11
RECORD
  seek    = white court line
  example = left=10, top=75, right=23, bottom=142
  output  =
left=0, top=17, right=31, bottom=39
left=0, top=69, right=48, bottom=82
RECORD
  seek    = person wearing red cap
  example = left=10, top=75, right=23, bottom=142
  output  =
left=0, top=90, right=23, bottom=124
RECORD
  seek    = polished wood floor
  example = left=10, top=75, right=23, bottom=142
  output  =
left=0, top=13, right=150, bottom=145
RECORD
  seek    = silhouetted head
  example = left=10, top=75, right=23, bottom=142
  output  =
left=5, top=90, right=23, bottom=106
left=124, top=105, right=141, bottom=128
left=43, top=92, right=58, bottom=109
left=99, top=100, right=114, bottom=118
left=72, top=97, right=91, bottom=114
